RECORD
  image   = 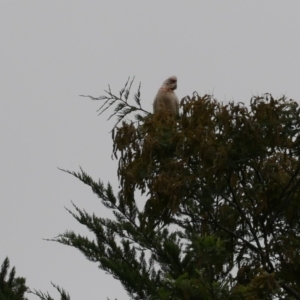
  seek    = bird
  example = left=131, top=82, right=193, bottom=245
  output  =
left=153, top=76, right=179, bottom=116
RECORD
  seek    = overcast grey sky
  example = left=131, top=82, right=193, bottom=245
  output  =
left=1, top=1, right=300, bottom=299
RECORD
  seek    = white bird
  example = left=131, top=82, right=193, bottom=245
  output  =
left=153, top=76, right=179, bottom=116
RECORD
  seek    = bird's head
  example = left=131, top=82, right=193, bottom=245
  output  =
left=162, top=76, right=177, bottom=91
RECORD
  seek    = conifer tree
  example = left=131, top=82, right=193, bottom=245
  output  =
left=0, top=257, right=27, bottom=300
left=0, top=258, right=69, bottom=300
left=54, top=79, right=300, bottom=299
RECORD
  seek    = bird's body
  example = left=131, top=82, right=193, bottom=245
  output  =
left=153, top=76, right=179, bottom=116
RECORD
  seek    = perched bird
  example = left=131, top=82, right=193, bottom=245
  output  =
left=153, top=76, right=179, bottom=116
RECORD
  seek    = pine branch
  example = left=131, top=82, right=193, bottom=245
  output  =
left=80, top=77, right=150, bottom=130
left=28, top=282, right=70, bottom=300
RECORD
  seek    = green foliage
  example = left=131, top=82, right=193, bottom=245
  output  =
left=0, top=258, right=69, bottom=300
left=80, top=77, right=149, bottom=130
left=0, top=257, right=27, bottom=300
left=28, top=282, right=70, bottom=300
left=56, top=81, right=300, bottom=299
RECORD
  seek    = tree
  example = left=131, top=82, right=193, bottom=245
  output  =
left=54, top=79, right=300, bottom=299
left=0, top=257, right=27, bottom=300
left=0, top=257, right=69, bottom=300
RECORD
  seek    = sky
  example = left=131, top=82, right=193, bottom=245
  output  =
left=1, top=1, right=300, bottom=299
